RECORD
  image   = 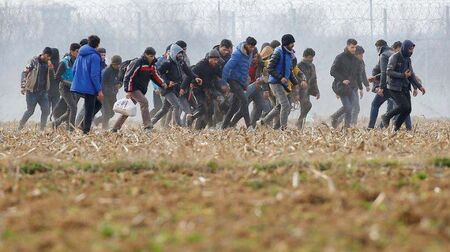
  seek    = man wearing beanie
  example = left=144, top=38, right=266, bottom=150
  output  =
left=259, top=34, right=302, bottom=130
left=181, top=49, right=222, bottom=129
left=94, top=55, right=122, bottom=129
left=19, top=47, right=55, bottom=131
left=112, top=47, right=167, bottom=132
left=221, top=36, right=257, bottom=129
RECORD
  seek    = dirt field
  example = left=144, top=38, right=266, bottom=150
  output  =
left=0, top=120, right=449, bottom=251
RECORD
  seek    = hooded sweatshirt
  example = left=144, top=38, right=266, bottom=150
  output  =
left=71, top=45, right=102, bottom=95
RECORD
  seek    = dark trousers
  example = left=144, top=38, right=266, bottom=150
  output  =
left=230, top=82, right=265, bottom=128
left=19, top=90, right=50, bottom=131
left=191, top=88, right=214, bottom=129
left=384, top=89, right=412, bottom=131
left=331, top=90, right=356, bottom=128
left=80, top=94, right=102, bottom=134
left=297, top=89, right=312, bottom=129
left=150, top=90, right=163, bottom=119
left=222, top=80, right=250, bottom=129
left=54, top=82, right=80, bottom=130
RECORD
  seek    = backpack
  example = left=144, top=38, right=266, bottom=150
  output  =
left=117, top=58, right=138, bottom=83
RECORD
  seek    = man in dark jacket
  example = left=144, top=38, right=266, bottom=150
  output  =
left=151, top=44, right=200, bottom=127
left=48, top=48, right=61, bottom=115
left=182, top=50, right=222, bottom=129
left=71, top=35, right=104, bottom=134
left=381, top=40, right=426, bottom=131
left=330, top=39, right=362, bottom=128
left=19, top=47, right=55, bottom=131
left=297, top=48, right=320, bottom=129
left=221, top=37, right=257, bottom=129
left=259, top=34, right=302, bottom=130
left=52, top=43, right=81, bottom=131
left=113, top=47, right=167, bottom=132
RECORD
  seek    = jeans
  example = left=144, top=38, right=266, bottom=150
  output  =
left=222, top=80, right=250, bottom=129
left=54, top=82, right=80, bottom=130
left=336, top=88, right=359, bottom=126
left=230, top=82, right=265, bottom=128
left=369, top=91, right=412, bottom=129
left=262, top=83, right=291, bottom=130
left=297, top=88, right=312, bottom=129
left=331, top=90, right=356, bottom=128
left=152, top=92, right=182, bottom=126
left=19, top=90, right=50, bottom=130
left=384, top=89, right=412, bottom=131
left=386, top=97, right=412, bottom=130
left=94, top=91, right=117, bottom=129
left=113, top=90, right=151, bottom=130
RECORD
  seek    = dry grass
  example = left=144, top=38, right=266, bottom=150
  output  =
left=0, top=120, right=449, bottom=251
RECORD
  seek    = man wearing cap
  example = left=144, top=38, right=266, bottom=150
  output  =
left=19, top=47, right=55, bottom=131
left=181, top=50, right=222, bottom=129
left=112, top=47, right=167, bottom=132
left=94, top=55, right=122, bottom=129
left=259, top=34, right=302, bottom=130
left=221, top=36, right=257, bottom=129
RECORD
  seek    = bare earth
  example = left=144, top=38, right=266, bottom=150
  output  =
left=0, top=120, right=449, bottom=251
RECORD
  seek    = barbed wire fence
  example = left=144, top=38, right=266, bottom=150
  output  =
left=0, top=0, right=449, bottom=119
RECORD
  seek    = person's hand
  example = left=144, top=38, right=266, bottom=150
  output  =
left=405, top=69, right=412, bottom=78
left=179, top=89, right=186, bottom=96
left=366, top=86, right=370, bottom=92
left=155, top=89, right=161, bottom=95
left=316, top=93, right=320, bottom=100
left=281, top=77, right=288, bottom=84
left=419, top=86, right=426, bottom=95
left=377, top=88, right=384, bottom=97
left=97, top=90, right=105, bottom=103
left=359, top=89, right=364, bottom=99
left=413, top=89, right=418, bottom=97
left=368, top=76, right=376, bottom=82
left=263, top=91, right=270, bottom=98
left=21, top=88, right=26, bottom=95
left=125, top=92, right=132, bottom=99
left=47, top=61, right=54, bottom=69
left=300, top=81, right=308, bottom=89
left=343, top=80, right=350, bottom=85
left=169, top=81, right=176, bottom=88
left=195, top=78, right=203, bottom=86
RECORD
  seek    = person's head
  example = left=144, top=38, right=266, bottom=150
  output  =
left=80, top=39, right=89, bottom=46
left=144, top=47, right=157, bottom=62
left=355, top=46, right=365, bottom=60
left=392, top=41, right=402, bottom=52
left=281, top=34, right=295, bottom=50
left=69, top=43, right=81, bottom=58
left=303, top=48, right=315, bottom=62
left=244, top=36, right=257, bottom=54
left=346, top=38, right=358, bottom=54
left=269, top=40, right=281, bottom=49
left=50, top=48, right=60, bottom=65
left=110, top=55, right=122, bottom=70
left=88, top=35, right=100, bottom=49
left=219, top=39, right=233, bottom=57
left=41, top=47, right=53, bottom=61
left=401, top=40, right=415, bottom=57
left=375, top=39, right=388, bottom=52
left=260, top=42, right=270, bottom=52
left=208, top=49, right=220, bottom=67
left=97, top=48, right=106, bottom=61
left=251, top=48, right=260, bottom=64
left=176, top=40, right=187, bottom=53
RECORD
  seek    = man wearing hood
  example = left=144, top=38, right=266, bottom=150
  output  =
left=259, top=34, right=301, bottom=130
left=19, top=47, right=55, bottom=131
left=151, top=43, right=200, bottom=127
left=182, top=50, right=223, bottom=129
left=381, top=40, right=426, bottom=131
left=52, top=43, right=81, bottom=131
left=221, top=36, right=257, bottom=129
left=330, top=39, right=362, bottom=129
left=71, top=35, right=104, bottom=134
left=112, top=47, right=167, bottom=132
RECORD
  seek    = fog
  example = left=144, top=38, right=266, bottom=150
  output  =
left=1, top=0, right=449, bottom=122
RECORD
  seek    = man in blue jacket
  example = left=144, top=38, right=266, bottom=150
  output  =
left=221, top=36, right=257, bottom=129
left=71, top=35, right=104, bottom=134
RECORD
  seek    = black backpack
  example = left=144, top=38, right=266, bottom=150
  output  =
left=117, top=58, right=138, bottom=83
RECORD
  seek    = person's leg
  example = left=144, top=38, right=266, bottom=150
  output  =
left=164, top=93, right=182, bottom=126
left=382, top=90, right=403, bottom=127
left=151, top=99, right=171, bottom=126
left=271, top=84, right=290, bottom=130
left=391, top=90, right=411, bottom=131
left=19, top=91, right=38, bottom=130
left=351, top=89, right=360, bottom=126
left=368, top=94, right=388, bottom=129
left=297, top=89, right=312, bottom=129
left=131, top=90, right=152, bottom=129
left=99, top=94, right=115, bottom=130
left=405, top=115, right=413, bottom=130
left=149, top=91, right=163, bottom=118
left=36, top=91, right=50, bottom=131
left=222, top=84, right=243, bottom=129
left=82, top=94, right=97, bottom=134
left=179, top=96, right=192, bottom=126
left=250, top=89, right=264, bottom=128
left=340, top=95, right=353, bottom=128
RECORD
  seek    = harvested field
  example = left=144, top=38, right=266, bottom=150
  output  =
left=0, top=120, right=449, bottom=251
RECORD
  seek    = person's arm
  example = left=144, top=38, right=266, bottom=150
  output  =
left=361, top=63, right=370, bottom=88
left=123, top=59, right=140, bottom=92
left=309, top=64, right=319, bottom=96
left=222, top=55, right=238, bottom=83
left=150, top=65, right=166, bottom=89
left=90, top=55, right=102, bottom=94
left=379, top=53, right=391, bottom=89
left=55, top=61, right=66, bottom=83
left=181, top=64, right=197, bottom=90
left=387, top=54, right=406, bottom=79
left=157, top=61, right=170, bottom=85
left=330, top=55, right=346, bottom=81
left=267, top=50, right=282, bottom=80
left=408, top=63, right=422, bottom=90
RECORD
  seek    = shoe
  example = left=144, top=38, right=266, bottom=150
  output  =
left=186, top=114, right=194, bottom=127
left=381, top=114, right=390, bottom=128
left=331, top=116, right=338, bottom=129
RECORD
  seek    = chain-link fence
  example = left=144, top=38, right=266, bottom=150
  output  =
left=1, top=0, right=449, bottom=120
